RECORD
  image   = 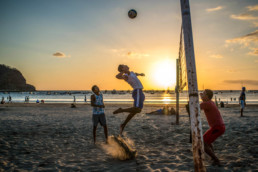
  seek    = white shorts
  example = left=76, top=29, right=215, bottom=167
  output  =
left=240, top=100, right=245, bottom=109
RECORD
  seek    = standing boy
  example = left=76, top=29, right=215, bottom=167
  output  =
left=91, top=85, right=108, bottom=144
left=113, top=64, right=145, bottom=135
left=239, top=87, right=246, bottom=117
left=200, top=89, right=225, bottom=165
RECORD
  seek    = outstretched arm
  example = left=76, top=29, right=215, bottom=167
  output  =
left=135, top=73, right=145, bottom=76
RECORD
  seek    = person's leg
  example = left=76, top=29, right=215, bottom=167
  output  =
left=210, top=143, right=214, bottom=151
left=92, top=115, right=99, bottom=144
left=118, top=89, right=144, bottom=135
left=114, top=89, right=144, bottom=114
left=204, top=142, right=220, bottom=164
left=103, top=125, right=108, bottom=144
left=120, top=112, right=137, bottom=135
left=99, top=114, right=108, bottom=143
left=93, top=126, right=97, bottom=144
left=203, top=126, right=225, bottom=165
left=240, top=100, right=244, bottom=117
left=113, top=107, right=141, bottom=114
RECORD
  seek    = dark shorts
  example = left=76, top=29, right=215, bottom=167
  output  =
left=92, top=114, right=107, bottom=127
left=203, top=125, right=225, bottom=144
left=132, top=89, right=145, bottom=109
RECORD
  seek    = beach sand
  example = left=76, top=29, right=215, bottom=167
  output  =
left=0, top=103, right=257, bottom=171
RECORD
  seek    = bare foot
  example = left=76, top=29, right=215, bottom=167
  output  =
left=113, top=108, right=123, bottom=114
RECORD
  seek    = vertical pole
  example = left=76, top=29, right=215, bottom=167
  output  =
left=176, top=59, right=179, bottom=125
left=180, top=0, right=206, bottom=171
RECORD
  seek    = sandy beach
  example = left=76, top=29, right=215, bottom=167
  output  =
left=0, top=103, right=257, bottom=171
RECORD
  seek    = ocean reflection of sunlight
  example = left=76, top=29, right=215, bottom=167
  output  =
left=162, top=97, right=173, bottom=104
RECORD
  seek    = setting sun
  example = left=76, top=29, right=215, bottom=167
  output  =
left=151, top=59, right=176, bottom=88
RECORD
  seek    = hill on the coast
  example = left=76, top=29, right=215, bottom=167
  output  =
left=0, top=64, right=35, bottom=91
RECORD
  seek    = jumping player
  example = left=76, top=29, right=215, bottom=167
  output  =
left=200, top=89, right=225, bottom=165
left=113, top=65, right=145, bottom=135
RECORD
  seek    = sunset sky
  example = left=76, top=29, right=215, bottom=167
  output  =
left=0, top=0, right=257, bottom=90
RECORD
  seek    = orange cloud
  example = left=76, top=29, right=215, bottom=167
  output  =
left=110, top=49, right=149, bottom=59
left=210, top=54, right=223, bottom=59
left=127, top=51, right=149, bottom=59
left=226, top=30, right=258, bottom=56
left=206, top=6, right=224, bottom=12
left=226, top=30, right=258, bottom=46
left=248, top=48, right=258, bottom=56
left=231, top=13, right=258, bottom=20
left=247, top=5, right=258, bottom=11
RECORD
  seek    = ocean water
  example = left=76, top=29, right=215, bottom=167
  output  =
left=1, top=90, right=258, bottom=104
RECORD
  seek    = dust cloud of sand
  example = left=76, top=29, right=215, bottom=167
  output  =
left=101, top=135, right=136, bottom=160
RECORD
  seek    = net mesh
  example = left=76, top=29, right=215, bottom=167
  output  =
left=178, top=25, right=187, bottom=92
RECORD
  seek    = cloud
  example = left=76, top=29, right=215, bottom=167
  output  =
left=224, top=80, right=258, bottom=86
left=110, top=49, right=149, bottom=59
left=53, top=52, right=70, bottom=58
left=206, top=6, right=224, bottom=12
left=255, top=60, right=258, bottom=63
left=231, top=13, right=258, bottom=20
left=248, top=48, right=258, bottom=56
left=247, top=5, right=258, bottom=11
left=210, top=54, right=223, bottom=59
left=230, top=5, right=258, bottom=27
left=226, top=30, right=258, bottom=47
left=226, top=30, right=258, bottom=55
left=127, top=51, right=149, bottom=59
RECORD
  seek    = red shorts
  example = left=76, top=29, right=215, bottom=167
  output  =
left=203, top=125, right=225, bottom=144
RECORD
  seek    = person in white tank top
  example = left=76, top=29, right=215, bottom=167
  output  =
left=124, top=71, right=143, bottom=89
left=114, top=64, right=145, bottom=135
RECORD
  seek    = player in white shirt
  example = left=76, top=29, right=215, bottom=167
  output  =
left=114, top=65, right=145, bottom=135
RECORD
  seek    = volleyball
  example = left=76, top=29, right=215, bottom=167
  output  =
left=128, top=9, right=137, bottom=19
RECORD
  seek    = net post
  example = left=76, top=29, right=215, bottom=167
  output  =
left=176, top=59, right=179, bottom=125
left=180, top=0, right=206, bottom=171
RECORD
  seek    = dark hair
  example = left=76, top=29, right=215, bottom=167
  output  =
left=91, top=85, right=98, bottom=92
left=118, top=64, right=123, bottom=72
left=204, top=89, right=213, bottom=100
